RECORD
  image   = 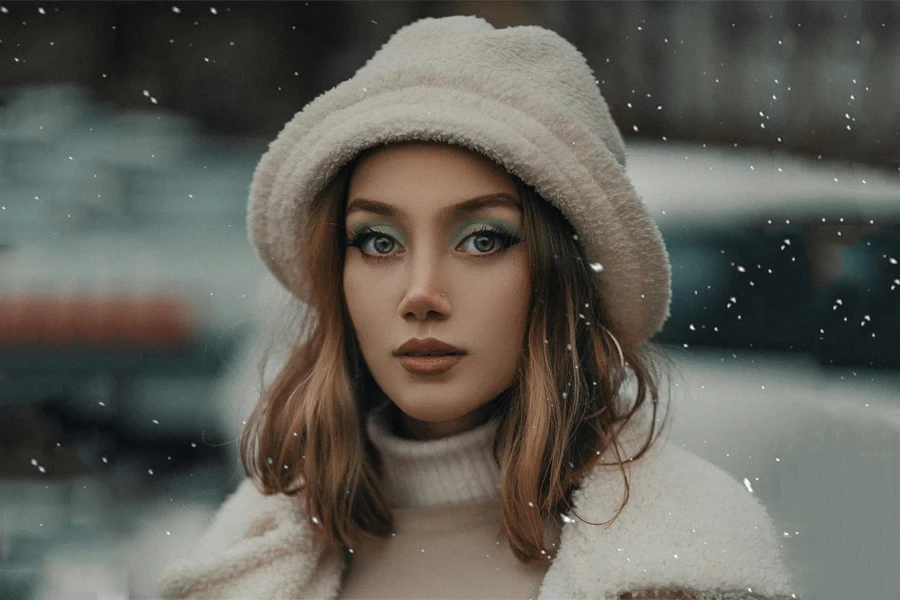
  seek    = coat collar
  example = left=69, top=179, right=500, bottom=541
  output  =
left=158, top=436, right=799, bottom=600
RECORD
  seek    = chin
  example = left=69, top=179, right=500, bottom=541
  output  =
left=390, top=398, right=475, bottom=423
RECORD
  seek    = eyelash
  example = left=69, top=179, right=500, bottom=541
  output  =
left=345, top=224, right=522, bottom=264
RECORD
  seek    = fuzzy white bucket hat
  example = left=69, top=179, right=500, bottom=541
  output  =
left=247, top=15, right=671, bottom=344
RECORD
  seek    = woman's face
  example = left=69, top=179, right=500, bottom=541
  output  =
left=343, top=141, right=531, bottom=440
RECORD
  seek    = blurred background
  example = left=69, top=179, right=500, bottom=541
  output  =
left=1, top=2, right=898, bottom=599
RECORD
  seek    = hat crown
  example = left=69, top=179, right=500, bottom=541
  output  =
left=353, top=16, right=627, bottom=168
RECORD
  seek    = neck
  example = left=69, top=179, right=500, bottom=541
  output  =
left=387, top=397, right=502, bottom=441
left=366, top=399, right=504, bottom=508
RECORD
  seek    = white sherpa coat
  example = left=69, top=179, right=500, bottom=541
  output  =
left=156, top=439, right=799, bottom=600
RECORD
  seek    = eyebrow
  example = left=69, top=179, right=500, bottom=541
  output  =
left=345, top=193, right=521, bottom=222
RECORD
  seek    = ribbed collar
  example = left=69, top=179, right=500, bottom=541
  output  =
left=365, top=400, right=503, bottom=509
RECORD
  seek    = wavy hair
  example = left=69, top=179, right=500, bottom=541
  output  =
left=240, top=143, right=673, bottom=565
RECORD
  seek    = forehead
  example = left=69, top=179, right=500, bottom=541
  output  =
left=345, top=142, right=520, bottom=221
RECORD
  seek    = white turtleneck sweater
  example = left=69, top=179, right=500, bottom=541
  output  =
left=338, top=400, right=561, bottom=599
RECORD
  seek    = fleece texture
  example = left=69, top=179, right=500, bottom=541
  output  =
left=246, top=14, right=671, bottom=344
left=156, top=435, right=800, bottom=599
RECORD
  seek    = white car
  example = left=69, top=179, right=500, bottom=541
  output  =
left=628, top=140, right=900, bottom=367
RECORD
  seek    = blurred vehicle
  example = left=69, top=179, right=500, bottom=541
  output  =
left=627, top=140, right=900, bottom=368
left=625, top=140, right=900, bottom=600
left=0, top=85, right=272, bottom=448
left=0, top=85, right=274, bottom=600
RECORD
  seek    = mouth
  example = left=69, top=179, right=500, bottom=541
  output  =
left=397, top=353, right=466, bottom=375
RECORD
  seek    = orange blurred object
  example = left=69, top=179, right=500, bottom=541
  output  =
left=0, top=293, right=196, bottom=348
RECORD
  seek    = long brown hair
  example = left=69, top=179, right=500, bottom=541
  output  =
left=240, top=143, right=673, bottom=565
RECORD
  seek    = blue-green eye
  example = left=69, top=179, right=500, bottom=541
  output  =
left=345, top=224, right=521, bottom=263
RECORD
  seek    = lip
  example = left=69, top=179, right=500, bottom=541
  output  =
left=398, top=354, right=465, bottom=375
left=394, top=336, right=466, bottom=356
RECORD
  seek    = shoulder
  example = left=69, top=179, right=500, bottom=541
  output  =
left=573, top=435, right=779, bottom=534
left=539, top=438, right=798, bottom=599
left=156, top=478, right=334, bottom=599
left=192, top=478, right=296, bottom=548
left=583, top=438, right=784, bottom=547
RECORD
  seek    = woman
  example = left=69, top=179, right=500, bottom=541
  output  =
left=157, top=15, right=798, bottom=600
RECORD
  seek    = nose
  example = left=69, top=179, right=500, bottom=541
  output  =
left=398, top=250, right=452, bottom=321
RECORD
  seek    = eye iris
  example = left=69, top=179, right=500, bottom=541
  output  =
left=473, top=235, right=495, bottom=252
left=373, top=236, right=393, bottom=253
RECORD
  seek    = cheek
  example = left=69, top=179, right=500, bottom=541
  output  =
left=343, top=262, right=392, bottom=354
left=343, top=258, right=375, bottom=306
left=480, top=258, right=531, bottom=341
left=343, top=263, right=370, bottom=333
